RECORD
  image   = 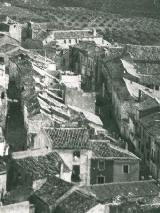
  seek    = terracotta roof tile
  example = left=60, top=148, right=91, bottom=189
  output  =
left=44, top=128, right=89, bottom=149
left=56, top=190, right=97, bottom=213
left=82, top=180, right=160, bottom=203
left=34, top=176, right=73, bottom=205
left=15, top=152, right=69, bottom=180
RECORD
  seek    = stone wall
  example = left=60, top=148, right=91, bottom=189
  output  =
left=113, top=159, right=139, bottom=182
left=64, top=87, right=96, bottom=113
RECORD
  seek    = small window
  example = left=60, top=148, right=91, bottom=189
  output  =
left=64, top=40, right=66, bottom=44
left=98, top=160, right=105, bottom=170
left=69, top=39, right=71, bottom=44
left=123, top=165, right=129, bottom=173
left=155, top=85, right=159, bottom=91
left=1, top=92, right=5, bottom=99
left=73, top=150, right=80, bottom=158
left=71, top=165, right=80, bottom=182
left=97, top=176, right=105, bottom=184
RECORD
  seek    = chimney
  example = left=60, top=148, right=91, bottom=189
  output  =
left=93, top=28, right=97, bottom=37
left=138, top=90, right=142, bottom=102
left=125, top=142, right=128, bottom=150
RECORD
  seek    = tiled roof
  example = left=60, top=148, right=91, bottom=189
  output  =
left=34, top=176, right=73, bottom=206
left=56, top=190, right=97, bottom=213
left=15, top=152, right=69, bottom=180
left=90, top=140, right=138, bottom=159
left=127, top=45, right=160, bottom=61
left=82, top=180, right=160, bottom=203
left=44, top=128, right=89, bottom=149
left=44, top=128, right=138, bottom=159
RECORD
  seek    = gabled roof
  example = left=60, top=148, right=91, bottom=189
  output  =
left=34, top=176, right=73, bottom=206
left=14, top=152, right=70, bottom=180
left=90, top=140, right=139, bottom=160
left=55, top=190, right=97, bottom=213
left=82, top=180, right=160, bottom=203
left=44, top=128, right=89, bottom=149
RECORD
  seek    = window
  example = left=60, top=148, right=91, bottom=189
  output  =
left=123, top=165, right=129, bottom=173
left=73, top=150, right=80, bottom=158
left=97, top=176, right=105, bottom=184
left=155, top=85, right=159, bottom=91
left=98, top=160, right=105, bottom=170
left=73, top=150, right=80, bottom=163
left=64, top=40, right=66, bottom=44
left=1, top=92, right=5, bottom=99
left=69, top=39, right=71, bottom=44
left=71, top=165, right=80, bottom=182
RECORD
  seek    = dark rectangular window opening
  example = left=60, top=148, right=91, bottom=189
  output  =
left=123, top=165, right=129, bottom=173
left=71, top=165, right=80, bottom=182
left=98, top=160, right=105, bottom=170
left=97, top=176, right=105, bottom=184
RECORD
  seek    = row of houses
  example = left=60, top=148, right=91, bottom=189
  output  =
left=0, top=15, right=160, bottom=213
left=69, top=40, right=160, bottom=181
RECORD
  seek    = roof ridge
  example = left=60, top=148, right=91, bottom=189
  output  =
left=87, top=180, right=156, bottom=187
left=54, top=186, right=78, bottom=207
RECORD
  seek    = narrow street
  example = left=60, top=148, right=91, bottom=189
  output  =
left=6, top=81, right=26, bottom=152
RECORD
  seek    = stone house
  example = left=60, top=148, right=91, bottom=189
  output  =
left=137, top=111, right=160, bottom=179
left=33, top=127, right=140, bottom=185
left=69, top=41, right=105, bottom=93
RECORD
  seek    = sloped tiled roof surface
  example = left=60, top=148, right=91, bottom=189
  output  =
left=83, top=180, right=159, bottom=203
left=45, top=128, right=89, bottom=149
left=90, top=141, right=138, bottom=159
left=56, top=190, right=97, bottom=213
left=34, top=176, right=73, bottom=205
left=54, top=30, right=99, bottom=40
left=15, top=152, right=69, bottom=180
left=127, top=45, right=160, bottom=61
